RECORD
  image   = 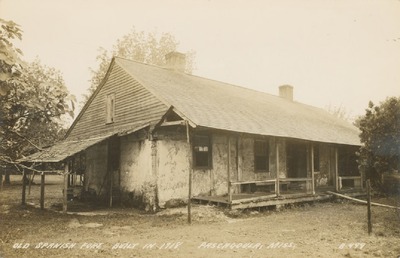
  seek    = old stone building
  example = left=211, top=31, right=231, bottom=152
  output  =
left=23, top=52, right=362, bottom=211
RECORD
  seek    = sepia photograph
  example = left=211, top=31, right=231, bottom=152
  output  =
left=1, top=0, right=399, bottom=257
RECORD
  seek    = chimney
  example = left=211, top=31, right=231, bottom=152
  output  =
left=165, top=51, right=186, bottom=72
left=279, top=85, right=294, bottom=101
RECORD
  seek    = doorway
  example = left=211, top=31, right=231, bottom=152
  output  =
left=107, top=136, right=120, bottom=205
left=286, top=141, right=307, bottom=178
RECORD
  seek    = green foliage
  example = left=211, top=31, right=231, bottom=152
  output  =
left=84, top=27, right=196, bottom=102
left=356, top=97, right=400, bottom=189
left=0, top=19, right=76, bottom=169
left=0, top=18, right=24, bottom=96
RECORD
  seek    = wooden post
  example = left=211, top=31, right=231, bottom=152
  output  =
left=186, top=121, right=192, bottom=224
left=360, top=169, right=364, bottom=191
left=28, top=171, right=35, bottom=195
left=311, top=144, right=315, bottom=195
left=40, top=172, right=45, bottom=210
left=0, top=168, right=3, bottom=191
left=227, top=137, right=232, bottom=204
left=275, top=141, right=280, bottom=196
left=237, top=135, right=242, bottom=182
left=63, top=163, right=69, bottom=213
left=22, top=169, right=26, bottom=205
left=335, top=147, right=339, bottom=192
left=73, top=173, right=77, bottom=187
left=118, top=163, right=122, bottom=205
left=367, top=179, right=372, bottom=235
left=109, top=171, right=113, bottom=208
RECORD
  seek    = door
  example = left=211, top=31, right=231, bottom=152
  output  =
left=107, top=136, right=120, bottom=206
left=286, top=141, right=307, bottom=178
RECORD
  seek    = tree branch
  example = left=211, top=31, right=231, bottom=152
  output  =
left=12, top=130, right=45, bottom=151
left=0, top=156, right=64, bottom=174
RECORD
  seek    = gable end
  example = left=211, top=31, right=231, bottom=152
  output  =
left=66, top=59, right=168, bottom=140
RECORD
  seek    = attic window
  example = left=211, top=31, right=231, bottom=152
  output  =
left=254, top=140, right=270, bottom=172
left=193, top=135, right=212, bottom=169
left=106, top=93, right=115, bottom=124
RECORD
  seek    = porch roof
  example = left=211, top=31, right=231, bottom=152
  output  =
left=19, top=122, right=150, bottom=163
left=18, top=134, right=113, bottom=163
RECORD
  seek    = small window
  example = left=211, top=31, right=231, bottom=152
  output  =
left=106, top=93, right=115, bottom=124
left=254, top=140, right=269, bottom=172
left=193, top=135, right=212, bottom=168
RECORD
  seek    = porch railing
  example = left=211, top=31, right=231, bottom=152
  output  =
left=278, top=177, right=313, bottom=195
left=228, top=178, right=313, bottom=203
left=338, top=176, right=362, bottom=190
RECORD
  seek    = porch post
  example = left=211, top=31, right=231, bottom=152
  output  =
left=109, top=171, right=113, bottom=207
left=63, top=162, right=69, bottom=213
left=40, top=172, right=45, bottom=210
left=360, top=167, right=364, bottom=191
left=367, top=179, right=372, bottom=234
left=237, top=135, right=242, bottom=182
left=311, top=144, right=315, bottom=195
left=186, top=121, right=192, bottom=224
left=275, top=140, right=280, bottom=197
left=335, top=147, right=339, bottom=192
left=0, top=168, right=3, bottom=191
left=227, top=136, right=232, bottom=204
left=28, top=171, right=35, bottom=195
left=22, top=169, right=26, bottom=205
left=235, top=135, right=243, bottom=196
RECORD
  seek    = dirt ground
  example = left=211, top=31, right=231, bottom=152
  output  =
left=0, top=175, right=399, bottom=258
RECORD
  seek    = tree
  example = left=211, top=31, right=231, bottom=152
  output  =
left=325, top=104, right=352, bottom=122
left=0, top=18, right=24, bottom=95
left=356, top=97, right=400, bottom=190
left=84, top=27, right=196, bottom=102
left=0, top=19, right=75, bottom=183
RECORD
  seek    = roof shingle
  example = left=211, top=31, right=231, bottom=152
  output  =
left=116, top=57, right=360, bottom=145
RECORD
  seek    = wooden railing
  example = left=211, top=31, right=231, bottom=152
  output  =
left=338, top=176, right=362, bottom=190
left=278, top=178, right=313, bottom=196
left=229, top=179, right=276, bottom=203
left=228, top=178, right=314, bottom=203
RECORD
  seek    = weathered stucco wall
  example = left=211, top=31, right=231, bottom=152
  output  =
left=155, top=132, right=236, bottom=200
left=193, top=134, right=290, bottom=196
left=277, top=138, right=287, bottom=178
left=83, top=128, right=355, bottom=209
left=157, top=138, right=190, bottom=207
left=85, top=141, right=108, bottom=197
left=192, top=168, right=212, bottom=197
left=209, top=134, right=229, bottom=196
left=237, top=136, right=287, bottom=182
left=188, top=134, right=291, bottom=196
left=240, top=136, right=255, bottom=182
left=119, top=134, right=155, bottom=210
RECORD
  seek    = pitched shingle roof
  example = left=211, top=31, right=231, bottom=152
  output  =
left=115, top=57, right=360, bottom=146
left=19, top=135, right=112, bottom=163
left=19, top=122, right=149, bottom=163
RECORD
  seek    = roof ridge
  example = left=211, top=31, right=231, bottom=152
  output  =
left=114, top=56, right=278, bottom=97
left=114, top=56, right=337, bottom=119
left=71, top=56, right=359, bottom=145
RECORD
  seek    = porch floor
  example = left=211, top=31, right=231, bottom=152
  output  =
left=192, top=187, right=365, bottom=210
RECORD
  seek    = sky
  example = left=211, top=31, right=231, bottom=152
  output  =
left=1, top=0, right=400, bottom=121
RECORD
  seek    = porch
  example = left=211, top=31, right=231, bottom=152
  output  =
left=192, top=192, right=333, bottom=210
left=192, top=176, right=364, bottom=210
left=190, top=137, right=363, bottom=210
